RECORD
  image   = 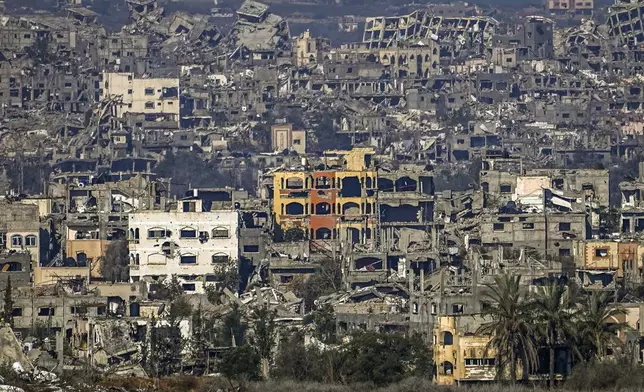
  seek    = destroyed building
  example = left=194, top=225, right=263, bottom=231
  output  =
left=3, top=0, right=644, bottom=385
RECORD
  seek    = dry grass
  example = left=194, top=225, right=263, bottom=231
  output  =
left=92, top=373, right=644, bottom=392
left=248, top=378, right=644, bottom=392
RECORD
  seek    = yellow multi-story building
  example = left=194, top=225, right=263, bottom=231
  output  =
left=272, top=148, right=377, bottom=243
left=434, top=315, right=501, bottom=385
left=582, top=240, right=641, bottom=280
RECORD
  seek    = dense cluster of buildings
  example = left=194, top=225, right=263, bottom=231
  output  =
left=2, top=0, right=644, bottom=385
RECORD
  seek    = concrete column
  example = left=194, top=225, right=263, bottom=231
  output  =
left=408, top=267, right=415, bottom=294
left=420, top=268, right=425, bottom=294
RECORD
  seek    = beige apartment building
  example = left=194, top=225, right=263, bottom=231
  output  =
left=100, top=72, right=180, bottom=124
left=271, top=123, right=306, bottom=154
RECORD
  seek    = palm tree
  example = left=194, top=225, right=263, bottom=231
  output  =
left=533, top=281, right=578, bottom=388
left=577, top=291, right=629, bottom=360
left=478, top=274, right=538, bottom=384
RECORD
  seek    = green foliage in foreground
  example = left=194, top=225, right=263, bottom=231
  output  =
left=272, top=331, right=432, bottom=386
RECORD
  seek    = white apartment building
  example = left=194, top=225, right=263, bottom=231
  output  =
left=128, top=199, right=239, bottom=294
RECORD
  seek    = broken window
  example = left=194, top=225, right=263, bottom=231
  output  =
left=38, top=307, right=54, bottom=316
left=559, top=248, right=571, bottom=257
left=442, top=331, right=453, bottom=345
left=144, top=88, right=155, bottom=95
left=162, top=87, right=178, bottom=98
left=595, top=248, right=609, bottom=257
left=11, top=235, right=22, bottom=248
left=212, top=227, right=229, bottom=238
left=183, top=201, right=196, bottom=212
left=11, top=308, right=22, bottom=317
left=315, top=176, right=331, bottom=189
left=315, top=202, right=331, bottom=215
left=395, top=176, right=418, bottom=192
left=182, top=283, right=196, bottom=292
left=341, top=177, right=361, bottom=197
left=212, top=253, right=230, bottom=263
left=441, top=361, right=454, bottom=375
left=243, top=245, right=259, bottom=253
left=559, top=222, right=571, bottom=231
left=280, top=275, right=293, bottom=283
left=285, top=177, right=304, bottom=189
left=522, top=223, right=535, bottom=230
left=180, top=228, right=197, bottom=239
left=180, top=254, right=197, bottom=264
left=25, top=235, right=36, bottom=247
left=70, top=306, right=87, bottom=315
left=493, top=223, right=505, bottom=231
left=145, top=101, right=154, bottom=109
left=499, top=184, right=512, bottom=193
left=285, top=202, right=304, bottom=215
left=148, top=228, right=169, bottom=239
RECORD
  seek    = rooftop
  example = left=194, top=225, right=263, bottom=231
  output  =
left=237, top=0, right=269, bottom=19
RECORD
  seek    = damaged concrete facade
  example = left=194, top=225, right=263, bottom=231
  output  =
left=4, top=0, right=644, bottom=384
left=128, top=198, right=240, bottom=294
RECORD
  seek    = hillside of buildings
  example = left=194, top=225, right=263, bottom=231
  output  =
left=3, top=0, right=644, bottom=390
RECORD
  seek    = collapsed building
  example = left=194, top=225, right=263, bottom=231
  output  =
left=362, top=10, right=497, bottom=59
left=3, top=0, right=644, bottom=383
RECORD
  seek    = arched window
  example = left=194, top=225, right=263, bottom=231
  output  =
left=180, top=253, right=197, bottom=264
left=212, top=227, right=229, bottom=238
left=148, top=253, right=168, bottom=265
left=315, top=227, right=332, bottom=240
left=285, top=202, right=304, bottom=215
left=180, top=227, right=197, bottom=239
left=148, top=227, right=169, bottom=239
left=441, top=361, right=454, bottom=375
left=25, top=235, right=37, bottom=247
left=11, top=235, right=23, bottom=248
left=315, top=202, right=331, bottom=215
left=443, top=331, right=453, bottom=346
left=212, top=253, right=230, bottom=264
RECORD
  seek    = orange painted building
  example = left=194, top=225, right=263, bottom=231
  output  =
left=272, top=148, right=377, bottom=243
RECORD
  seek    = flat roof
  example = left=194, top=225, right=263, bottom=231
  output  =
left=237, top=0, right=269, bottom=18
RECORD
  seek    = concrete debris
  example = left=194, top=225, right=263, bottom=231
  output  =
left=1, top=0, right=644, bottom=385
